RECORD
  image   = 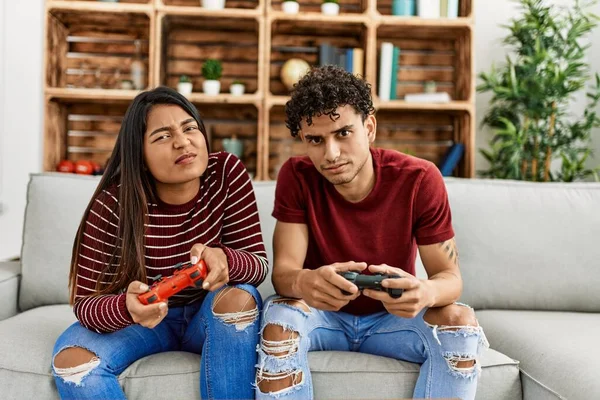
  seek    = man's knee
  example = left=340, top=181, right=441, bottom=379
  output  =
left=212, top=287, right=258, bottom=329
left=424, top=303, right=477, bottom=327
left=53, top=347, right=100, bottom=385
left=257, top=299, right=309, bottom=394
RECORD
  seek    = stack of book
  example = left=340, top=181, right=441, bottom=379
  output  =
left=319, top=43, right=364, bottom=77
left=378, top=42, right=451, bottom=103
left=392, top=0, right=460, bottom=18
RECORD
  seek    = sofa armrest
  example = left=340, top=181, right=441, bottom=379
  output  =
left=0, top=261, right=21, bottom=321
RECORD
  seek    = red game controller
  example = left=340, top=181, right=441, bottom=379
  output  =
left=138, top=260, right=208, bottom=305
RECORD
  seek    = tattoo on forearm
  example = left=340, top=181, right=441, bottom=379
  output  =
left=438, top=239, right=459, bottom=266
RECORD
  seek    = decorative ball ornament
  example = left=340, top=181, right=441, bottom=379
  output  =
left=280, top=58, right=311, bottom=91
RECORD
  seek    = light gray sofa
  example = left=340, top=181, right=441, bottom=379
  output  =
left=1, top=172, right=598, bottom=399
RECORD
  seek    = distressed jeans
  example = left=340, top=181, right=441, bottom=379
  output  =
left=256, top=296, right=489, bottom=400
left=52, top=284, right=262, bottom=400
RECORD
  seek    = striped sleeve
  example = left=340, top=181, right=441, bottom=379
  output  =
left=72, top=189, right=134, bottom=333
left=219, top=154, right=269, bottom=286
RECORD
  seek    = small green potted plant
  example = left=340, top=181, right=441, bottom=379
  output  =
left=177, top=75, right=193, bottom=96
left=321, top=0, right=339, bottom=15
left=230, top=79, right=245, bottom=96
left=201, top=59, right=223, bottom=96
left=282, top=0, right=299, bottom=14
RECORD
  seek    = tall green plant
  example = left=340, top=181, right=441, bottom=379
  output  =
left=478, top=0, right=600, bottom=182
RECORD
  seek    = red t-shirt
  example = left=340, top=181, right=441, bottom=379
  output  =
left=273, top=148, right=454, bottom=315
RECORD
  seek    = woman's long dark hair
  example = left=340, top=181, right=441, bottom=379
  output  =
left=68, top=86, right=209, bottom=304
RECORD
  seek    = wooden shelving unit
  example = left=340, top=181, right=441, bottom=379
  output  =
left=44, top=0, right=475, bottom=180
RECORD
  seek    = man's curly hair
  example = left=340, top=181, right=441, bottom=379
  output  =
left=285, top=65, right=375, bottom=137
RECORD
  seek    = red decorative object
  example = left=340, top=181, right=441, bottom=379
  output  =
left=74, top=160, right=94, bottom=175
left=56, top=160, right=75, bottom=173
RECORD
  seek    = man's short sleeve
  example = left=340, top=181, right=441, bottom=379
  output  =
left=413, top=165, right=455, bottom=245
left=272, top=159, right=307, bottom=224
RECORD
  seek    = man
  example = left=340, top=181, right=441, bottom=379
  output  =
left=255, top=65, right=488, bottom=400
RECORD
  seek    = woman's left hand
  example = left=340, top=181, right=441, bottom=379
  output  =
left=190, top=244, right=229, bottom=291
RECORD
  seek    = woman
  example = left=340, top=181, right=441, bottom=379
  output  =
left=52, top=86, right=268, bottom=399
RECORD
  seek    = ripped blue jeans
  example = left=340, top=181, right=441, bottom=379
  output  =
left=256, top=296, right=489, bottom=400
left=52, top=284, right=261, bottom=400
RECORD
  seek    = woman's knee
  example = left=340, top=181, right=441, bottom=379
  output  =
left=211, top=286, right=260, bottom=329
left=53, top=347, right=100, bottom=384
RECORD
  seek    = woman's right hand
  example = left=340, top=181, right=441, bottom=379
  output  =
left=125, top=281, right=168, bottom=329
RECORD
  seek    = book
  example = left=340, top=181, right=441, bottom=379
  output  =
left=352, top=48, right=364, bottom=77
left=392, top=0, right=416, bottom=16
left=389, top=46, right=400, bottom=100
left=447, top=0, right=459, bottom=18
left=404, top=92, right=451, bottom=103
left=378, top=42, right=394, bottom=101
left=345, top=48, right=353, bottom=73
left=418, top=0, right=440, bottom=18
left=439, top=143, right=465, bottom=176
left=440, top=0, right=448, bottom=17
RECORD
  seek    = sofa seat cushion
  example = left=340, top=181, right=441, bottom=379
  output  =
left=1, top=305, right=520, bottom=400
left=477, top=310, right=600, bottom=399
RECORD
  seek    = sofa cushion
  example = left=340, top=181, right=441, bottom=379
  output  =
left=0, top=261, right=20, bottom=321
left=477, top=309, right=600, bottom=399
left=0, top=305, right=520, bottom=400
left=445, top=178, right=600, bottom=312
left=19, top=174, right=101, bottom=311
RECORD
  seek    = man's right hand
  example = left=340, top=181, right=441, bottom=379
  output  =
left=294, top=262, right=367, bottom=311
left=126, top=281, right=168, bottom=329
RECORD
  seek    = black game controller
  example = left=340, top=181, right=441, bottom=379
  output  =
left=340, top=272, right=404, bottom=298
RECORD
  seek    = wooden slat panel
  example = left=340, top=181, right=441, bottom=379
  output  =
left=47, top=15, right=69, bottom=87
left=68, top=133, right=118, bottom=150
left=168, top=60, right=257, bottom=77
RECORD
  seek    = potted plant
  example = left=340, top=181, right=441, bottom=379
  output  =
left=282, top=0, right=299, bottom=14
left=321, top=0, right=339, bottom=16
left=230, top=80, right=245, bottom=96
left=200, top=0, right=225, bottom=10
left=201, top=59, right=223, bottom=96
left=478, top=0, right=600, bottom=182
left=177, top=75, right=193, bottom=96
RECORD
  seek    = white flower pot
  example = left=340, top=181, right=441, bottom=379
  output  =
left=282, top=1, right=299, bottom=14
left=203, top=80, right=221, bottom=96
left=177, top=82, right=193, bottom=96
left=230, top=83, right=245, bottom=96
left=201, top=0, right=225, bottom=10
left=321, top=2, right=339, bottom=15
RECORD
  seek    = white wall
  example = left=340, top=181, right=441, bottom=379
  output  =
left=475, top=0, right=600, bottom=176
left=0, top=0, right=599, bottom=260
left=0, top=0, right=44, bottom=260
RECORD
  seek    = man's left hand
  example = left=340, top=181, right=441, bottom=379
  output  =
left=362, top=264, right=434, bottom=318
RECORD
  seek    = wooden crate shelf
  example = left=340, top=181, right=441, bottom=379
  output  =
left=376, top=24, right=472, bottom=102
left=376, top=0, right=472, bottom=17
left=46, top=8, right=153, bottom=91
left=44, top=0, right=475, bottom=179
left=159, top=14, right=262, bottom=97
left=198, top=103, right=262, bottom=178
left=268, top=19, right=367, bottom=96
